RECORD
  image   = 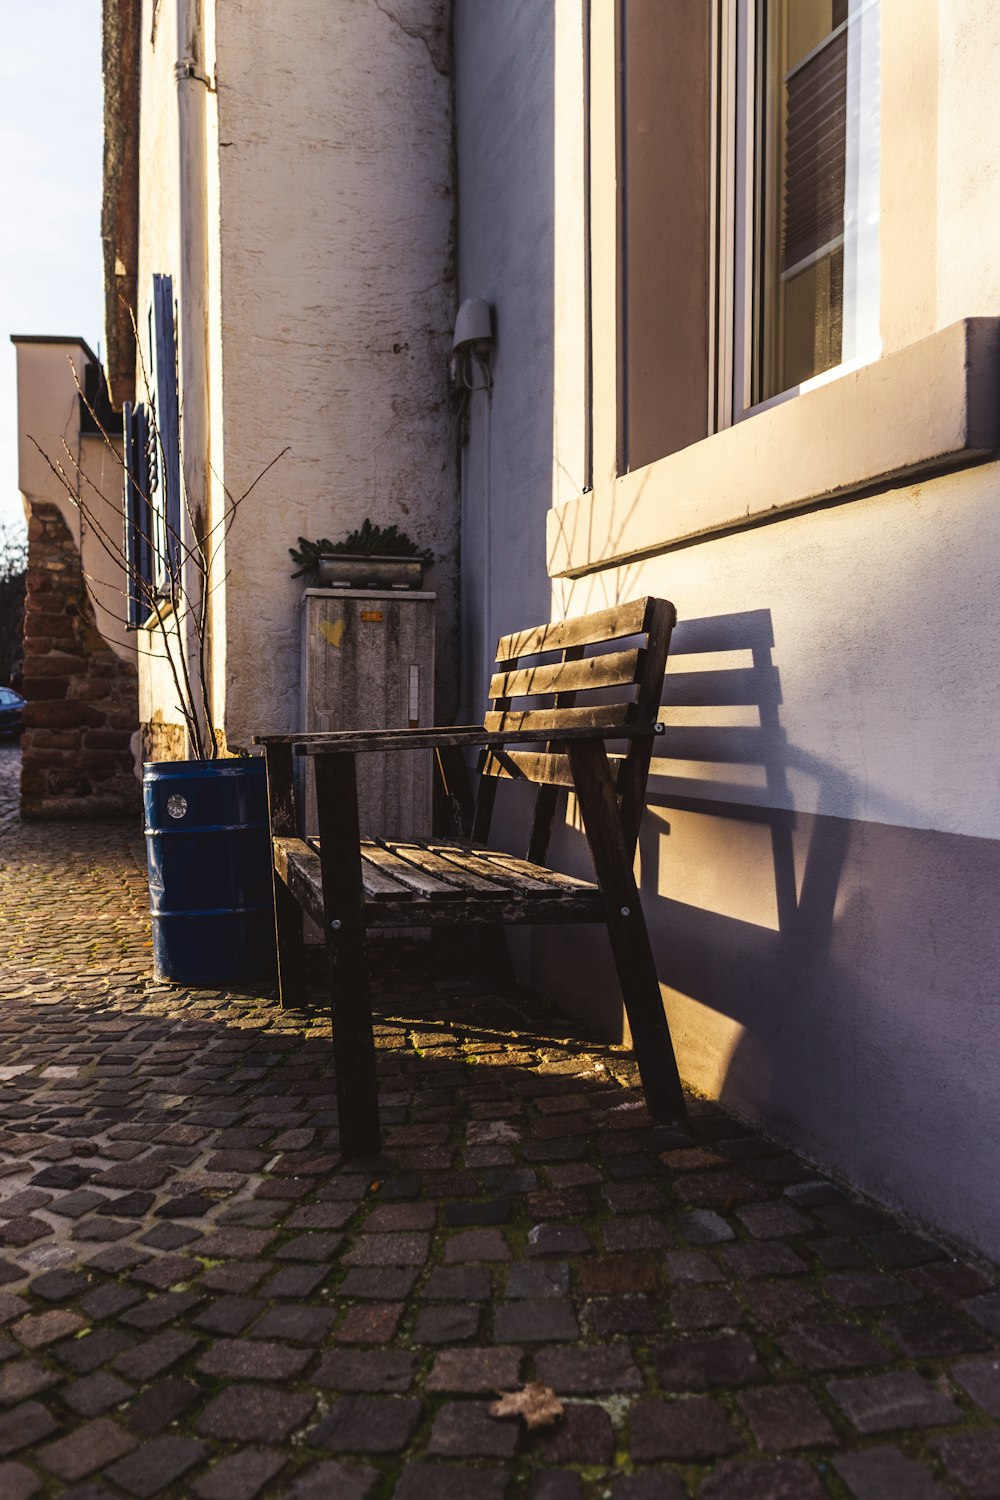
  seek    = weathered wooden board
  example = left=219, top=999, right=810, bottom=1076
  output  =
left=567, top=737, right=685, bottom=1119
left=314, top=752, right=382, bottom=1157
left=266, top=722, right=656, bottom=753
left=279, top=833, right=602, bottom=910
left=418, top=841, right=557, bottom=893
left=381, top=839, right=505, bottom=894
left=494, top=598, right=661, bottom=662
left=484, top=704, right=634, bottom=734
left=273, top=836, right=324, bottom=926
left=359, top=838, right=463, bottom=899
left=265, top=745, right=306, bottom=1006
left=488, top=648, right=644, bottom=702
left=444, top=844, right=597, bottom=891
left=300, top=591, right=435, bottom=837
left=364, top=894, right=603, bottom=927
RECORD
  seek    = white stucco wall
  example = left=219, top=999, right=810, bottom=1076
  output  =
left=455, top=0, right=1000, bottom=1257
left=133, top=0, right=457, bottom=753
left=937, top=0, right=1000, bottom=325
left=133, top=0, right=186, bottom=741
left=213, top=0, right=457, bottom=750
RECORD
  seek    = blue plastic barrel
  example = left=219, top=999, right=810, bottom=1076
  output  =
left=143, top=758, right=276, bottom=986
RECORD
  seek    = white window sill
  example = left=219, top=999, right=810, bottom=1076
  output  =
left=547, top=318, right=1000, bottom=578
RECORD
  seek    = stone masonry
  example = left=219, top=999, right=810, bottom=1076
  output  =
left=21, top=502, right=139, bottom=819
left=0, top=801, right=999, bottom=1496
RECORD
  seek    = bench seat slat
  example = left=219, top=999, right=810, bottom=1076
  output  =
left=440, top=843, right=597, bottom=892
left=358, top=839, right=463, bottom=899
left=380, top=839, right=507, bottom=894
left=276, top=834, right=600, bottom=916
left=274, top=836, right=325, bottom=926
left=303, top=836, right=413, bottom=902
left=417, top=841, right=568, bottom=893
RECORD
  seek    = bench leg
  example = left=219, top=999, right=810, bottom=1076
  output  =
left=264, top=745, right=306, bottom=1008
left=274, top=880, right=306, bottom=1007
left=567, top=739, right=685, bottom=1120
left=315, top=753, right=381, bottom=1158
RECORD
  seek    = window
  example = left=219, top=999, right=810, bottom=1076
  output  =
left=609, top=1, right=879, bottom=475
left=555, top=1, right=978, bottom=578
left=617, top=1, right=713, bottom=474
left=123, top=273, right=180, bottom=625
left=725, top=0, right=881, bottom=420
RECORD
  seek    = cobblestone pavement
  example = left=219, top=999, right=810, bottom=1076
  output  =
left=0, top=812, right=998, bottom=1499
left=0, top=745, right=21, bottom=834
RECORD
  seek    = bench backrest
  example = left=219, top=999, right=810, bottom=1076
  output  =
left=478, top=596, right=676, bottom=857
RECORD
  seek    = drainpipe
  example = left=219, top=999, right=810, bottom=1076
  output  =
left=175, top=0, right=212, bottom=751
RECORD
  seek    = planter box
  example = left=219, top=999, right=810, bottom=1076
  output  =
left=317, top=554, right=427, bottom=590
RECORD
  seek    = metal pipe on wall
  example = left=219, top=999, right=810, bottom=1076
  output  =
left=174, top=0, right=214, bottom=752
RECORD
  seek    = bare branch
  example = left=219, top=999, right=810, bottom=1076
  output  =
left=32, top=338, right=290, bottom=763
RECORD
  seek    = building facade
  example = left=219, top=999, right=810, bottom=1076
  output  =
left=92, top=0, right=1000, bottom=1258
left=102, top=0, right=459, bottom=759
left=454, top=0, right=1000, bottom=1259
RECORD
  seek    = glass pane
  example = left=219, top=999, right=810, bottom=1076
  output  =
left=754, top=0, right=879, bottom=404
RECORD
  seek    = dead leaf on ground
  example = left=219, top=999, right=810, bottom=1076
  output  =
left=489, top=1381, right=564, bottom=1429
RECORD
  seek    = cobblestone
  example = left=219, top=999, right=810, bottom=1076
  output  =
left=0, top=809, right=996, bottom=1495
left=311, top=1396, right=421, bottom=1454
left=833, top=1445, right=950, bottom=1499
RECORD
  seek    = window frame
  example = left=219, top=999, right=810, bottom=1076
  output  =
left=551, top=0, right=975, bottom=582
left=714, top=0, right=882, bottom=433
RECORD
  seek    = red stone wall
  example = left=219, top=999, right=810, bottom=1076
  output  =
left=20, top=502, right=140, bottom=819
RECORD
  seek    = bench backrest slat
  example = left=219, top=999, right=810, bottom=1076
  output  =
left=488, top=647, right=645, bottom=702
left=494, top=598, right=656, bottom=662
left=484, top=703, right=634, bottom=734
left=481, top=597, right=675, bottom=827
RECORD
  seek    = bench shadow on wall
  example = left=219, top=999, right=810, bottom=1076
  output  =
left=635, top=607, right=858, bottom=1106
left=526, top=601, right=873, bottom=1111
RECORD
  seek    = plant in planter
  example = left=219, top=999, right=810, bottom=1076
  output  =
left=29, top=283, right=288, bottom=986
left=290, top=517, right=433, bottom=590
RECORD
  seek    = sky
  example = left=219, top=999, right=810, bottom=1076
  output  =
left=0, top=0, right=105, bottom=538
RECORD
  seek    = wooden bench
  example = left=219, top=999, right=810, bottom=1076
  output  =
left=255, top=596, right=685, bottom=1158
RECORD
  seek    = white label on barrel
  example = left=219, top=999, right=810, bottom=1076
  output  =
left=167, top=795, right=188, bottom=819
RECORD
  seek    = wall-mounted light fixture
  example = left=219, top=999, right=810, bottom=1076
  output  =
left=451, top=298, right=494, bottom=391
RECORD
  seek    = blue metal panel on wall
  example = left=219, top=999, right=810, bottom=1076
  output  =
left=123, top=400, right=151, bottom=628
left=148, top=273, right=181, bottom=593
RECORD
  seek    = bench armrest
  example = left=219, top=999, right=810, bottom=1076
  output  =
left=255, top=722, right=664, bottom=756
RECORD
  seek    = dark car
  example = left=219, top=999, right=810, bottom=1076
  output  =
left=0, top=688, right=25, bottom=736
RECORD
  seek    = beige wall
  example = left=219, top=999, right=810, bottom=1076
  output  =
left=214, top=0, right=456, bottom=749
left=937, top=0, right=1000, bottom=325
left=133, top=0, right=186, bottom=741
left=132, top=0, right=457, bottom=756
left=13, top=338, right=134, bottom=666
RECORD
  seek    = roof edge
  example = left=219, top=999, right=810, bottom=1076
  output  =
left=11, top=335, right=101, bottom=366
